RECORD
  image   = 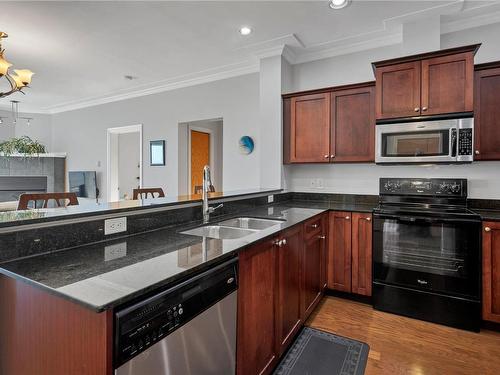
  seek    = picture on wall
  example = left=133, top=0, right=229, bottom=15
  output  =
left=150, top=140, right=165, bottom=166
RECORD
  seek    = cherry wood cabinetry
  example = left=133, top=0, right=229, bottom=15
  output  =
left=482, top=221, right=500, bottom=323
left=301, top=214, right=327, bottom=319
left=327, top=211, right=373, bottom=297
left=237, top=238, right=279, bottom=375
left=375, top=61, right=421, bottom=119
left=474, top=62, right=500, bottom=160
left=237, top=214, right=328, bottom=374
left=331, top=85, right=375, bottom=162
left=373, top=44, right=479, bottom=120
left=0, top=275, right=113, bottom=375
left=327, top=211, right=352, bottom=292
left=283, top=82, right=375, bottom=164
left=284, top=93, right=331, bottom=163
left=276, top=225, right=303, bottom=355
left=351, top=213, right=373, bottom=296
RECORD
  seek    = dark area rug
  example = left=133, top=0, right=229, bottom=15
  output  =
left=273, top=327, right=369, bottom=375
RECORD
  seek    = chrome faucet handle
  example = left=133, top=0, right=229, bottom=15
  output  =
left=208, top=203, right=223, bottom=213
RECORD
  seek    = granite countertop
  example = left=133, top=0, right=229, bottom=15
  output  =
left=285, top=199, right=377, bottom=213
left=470, top=209, right=500, bottom=221
left=0, top=204, right=326, bottom=312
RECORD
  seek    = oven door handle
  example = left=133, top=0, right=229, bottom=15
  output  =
left=374, top=213, right=480, bottom=225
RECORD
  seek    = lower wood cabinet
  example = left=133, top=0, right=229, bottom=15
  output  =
left=237, top=238, right=278, bottom=375
left=277, top=225, right=303, bottom=355
left=301, top=215, right=327, bottom=319
left=237, top=214, right=328, bottom=375
left=482, top=221, right=500, bottom=323
left=327, top=211, right=373, bottom=296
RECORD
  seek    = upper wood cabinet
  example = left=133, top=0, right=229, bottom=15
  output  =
left=482, top=221, right=500, bottom=323
left=474, top=62, right=500, bottom=160
left=283, top=82, right=375, bottom=164
left=284, top=93, right=331, bottom=163
left=373, top=44, right=479, bottom=120
left=331, top=86, right=375, bottom=162
left=237, top=238, right=278, bottom=375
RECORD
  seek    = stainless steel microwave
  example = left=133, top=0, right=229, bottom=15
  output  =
left=375, top=118, right=474, bottom=164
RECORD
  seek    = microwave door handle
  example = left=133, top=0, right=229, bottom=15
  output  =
left=451, top=128, right=458, bottom=158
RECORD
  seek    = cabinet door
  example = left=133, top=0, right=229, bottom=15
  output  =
left=351, top=213, right=373, bottom=296
left=276, top=226, right=303, bottom=354
left=289, top=93, right=331, bottom=163
left=483, top=222, right=500, bottom=323
left=474, top=67, right=500, bottom=160
left=375, top=61, right=421, bottom=120
left=421, top=52, right=474, bottom=116
left=301, top=231, right=324, bottom=320
left=327, top=211, right=352, bottom=292
left=331, top=85, right=375, bottom=162
left=237, top=239, right=278, bottom=375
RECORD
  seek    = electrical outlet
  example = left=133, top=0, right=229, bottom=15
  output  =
left=268, top=195, right=274, bottom=203
left=317, top=178, right=324, bottom=189
left=104, top=217, right=127, bottom=235
left=104, top=242, right=127, bottom=261
left=310, top=179, right=317, bottom=188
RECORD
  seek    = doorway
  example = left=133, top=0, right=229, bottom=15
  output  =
left=107, top=124, right=143, bottom=202
left=178, top=118, right=223, bottom=196
left=190, top=130, right=210, bottom=194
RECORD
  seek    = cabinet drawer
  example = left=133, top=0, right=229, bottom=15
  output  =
left=304, top=216, right=322, bottom=239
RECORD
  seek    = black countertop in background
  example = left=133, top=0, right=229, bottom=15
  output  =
left=0, top=204, right=326, bottom=312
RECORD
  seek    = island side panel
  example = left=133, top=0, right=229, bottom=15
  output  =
left=0, top=275, right=113, bottom=375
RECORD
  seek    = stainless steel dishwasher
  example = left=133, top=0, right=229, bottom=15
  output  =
left=114, top=258, right=238, bottom=375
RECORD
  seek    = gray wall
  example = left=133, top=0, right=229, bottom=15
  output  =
left=0, top=109, right=53, bottom=150
left=51, top=73, right=260, bottom=200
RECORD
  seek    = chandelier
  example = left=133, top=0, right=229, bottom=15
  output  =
left=0, top=31, right=34, bottom=99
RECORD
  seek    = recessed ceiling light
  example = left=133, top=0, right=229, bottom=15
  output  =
left=329, top=0, right=351, bottom=10
left=239, top=26, right=252, bottom=36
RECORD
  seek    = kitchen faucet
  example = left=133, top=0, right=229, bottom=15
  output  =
left=202, top=165, right=223, bottom=223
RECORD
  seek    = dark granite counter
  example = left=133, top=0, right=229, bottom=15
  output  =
left=471, top=209, right=500, bottom=221
left=0, top=204, right=325, bottom=312
left=0, top=188, right=283, bottom=228
left=284, top=200, right=377, bottom=213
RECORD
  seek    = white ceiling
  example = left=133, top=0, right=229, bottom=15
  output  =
left=0, top=0, right=499, bottom=113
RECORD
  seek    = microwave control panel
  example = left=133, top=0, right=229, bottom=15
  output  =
left=458, top=128, right=473, bottom=156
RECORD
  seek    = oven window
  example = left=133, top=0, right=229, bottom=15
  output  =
left=381, top=219, right=469, bottom=277
left=382, top=130, right=449, bottom=157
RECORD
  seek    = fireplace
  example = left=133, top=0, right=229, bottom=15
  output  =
left=0, top=176, right=47, bottom=202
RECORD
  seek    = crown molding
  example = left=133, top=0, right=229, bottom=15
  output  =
left=441, top=9, right=500, bottom=34
left=45, top=62, right=259, bottom=114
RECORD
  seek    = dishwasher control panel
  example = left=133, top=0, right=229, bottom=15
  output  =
left=114, top=258, right=238, bottom=368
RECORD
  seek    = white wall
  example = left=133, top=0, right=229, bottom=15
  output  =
left=51, top=73, right=260, bottom=200
left=285, top=22, right=500, bottom=199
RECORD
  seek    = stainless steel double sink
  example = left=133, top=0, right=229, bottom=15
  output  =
left=181, top=217, right=285, bottom=239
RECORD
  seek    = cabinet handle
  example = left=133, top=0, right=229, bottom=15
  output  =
left=361, top=217, right=371, bottom=221
left=310, top=224, right=319, bottom=228
left=345, top=216, right=350, bottom=220
left=485, top=227, right=491, bottom=232
left=330, top=155, right=335, bottom=158
left=282, top=239, right=287, bottom=246
left=324, top=155, right=329, bottom=159
left=318, top=235, right=326, bottom=240
left=274, top=239, right=281, bottom=246
left=422, top=106, right=428, bottom=111
left=414, top=107, right=420, bottom=112
left=475, top=150, right=480, bottom=155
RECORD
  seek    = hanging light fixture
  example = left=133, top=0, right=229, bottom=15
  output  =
left=0, top=31, right=34, bottom=99
left=8, top=100, right=33, bottom=125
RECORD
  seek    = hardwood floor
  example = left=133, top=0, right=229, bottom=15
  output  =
left=306, top=296, right=500, bottom=375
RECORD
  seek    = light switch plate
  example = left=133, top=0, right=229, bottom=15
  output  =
left=104, top=217, right=127, bottom=235
left=268, top=195, right=274, bottom=203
